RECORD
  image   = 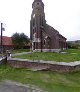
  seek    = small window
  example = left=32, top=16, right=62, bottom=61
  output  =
left=37, top=3, right=39, bottom=5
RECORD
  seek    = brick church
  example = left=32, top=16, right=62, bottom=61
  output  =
left=30, top=0, right=67, bottom=52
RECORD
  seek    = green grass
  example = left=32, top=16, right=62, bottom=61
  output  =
left=11, top=49, right=30, bottom=54
left=12, top=49, right=80, bottom=62
left=0, top=65, right=80, bottom=92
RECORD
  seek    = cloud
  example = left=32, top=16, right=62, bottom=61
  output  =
left=0, top=0, right=80, bottom=41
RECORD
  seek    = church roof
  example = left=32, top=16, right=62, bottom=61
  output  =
left=45, top=24, right=67, bottom=40
left=45, top=24, right=59, bottom=37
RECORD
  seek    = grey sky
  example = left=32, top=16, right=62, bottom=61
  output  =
left=0, top=0, right=80, bottom=41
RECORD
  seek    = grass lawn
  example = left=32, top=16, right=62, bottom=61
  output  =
left=11, top=49, right=30, bottom=54
left=12, top=49, right=80, bottom=62
left=0, top=65, right=80, bottom=92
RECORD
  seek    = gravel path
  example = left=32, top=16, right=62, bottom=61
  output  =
left=11, top=52, right=32, bottom=56
left=0, top=80, right=44, bottom=92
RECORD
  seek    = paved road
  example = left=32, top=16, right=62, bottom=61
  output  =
left=0, top=84, right=28, bottom=92
left=0, top=81, right=43, bottom=92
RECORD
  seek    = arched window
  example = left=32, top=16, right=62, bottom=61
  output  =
left=45, top=36, right=50, bottom=47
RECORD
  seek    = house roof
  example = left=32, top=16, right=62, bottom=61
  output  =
left=0, top=36, right=13, bottom=46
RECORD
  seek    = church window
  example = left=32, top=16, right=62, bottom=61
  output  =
left=37, top=2, right=39, bottom=5
left=44, top=39, right=46, bottom=45
left=48, top=40, right=49, bottom=45
left=33, top=32, right=36, bottom=38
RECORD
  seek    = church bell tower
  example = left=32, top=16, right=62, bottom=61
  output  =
left=30, top=0, right=46, bottom=52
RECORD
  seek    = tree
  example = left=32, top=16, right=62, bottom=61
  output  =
left=12, top=32, right=30, bottom=49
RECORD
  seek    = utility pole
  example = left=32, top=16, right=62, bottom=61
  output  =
left=0, top=23, right=3, bottom=53
left=0, top=23, right=5, bottom=54
left=1, top=23, right=3, bottom=47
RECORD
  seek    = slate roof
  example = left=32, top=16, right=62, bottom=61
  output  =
left=45, top=24, right=67, bottom=40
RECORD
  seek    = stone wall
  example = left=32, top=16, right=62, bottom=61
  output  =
left=1, top=57, right=80, bottom=72
left=7, top=58, right=80, bottom=73
left=49, top=64, right=80, bottom=72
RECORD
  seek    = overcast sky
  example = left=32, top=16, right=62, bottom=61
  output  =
left=0, top=0, right=80, bottom=41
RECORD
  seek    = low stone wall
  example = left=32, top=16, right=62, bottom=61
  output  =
left=49, top=64, right=80, bottom=72
left=7, top=58, right=80, bottom=72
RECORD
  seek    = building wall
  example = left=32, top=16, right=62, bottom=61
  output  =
left=30, top=0, right=67, bottom=52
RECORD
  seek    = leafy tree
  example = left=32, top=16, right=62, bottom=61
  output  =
left=12, top=32, right=30, bottom=49
left=67, top=41, right=80, bottom=49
